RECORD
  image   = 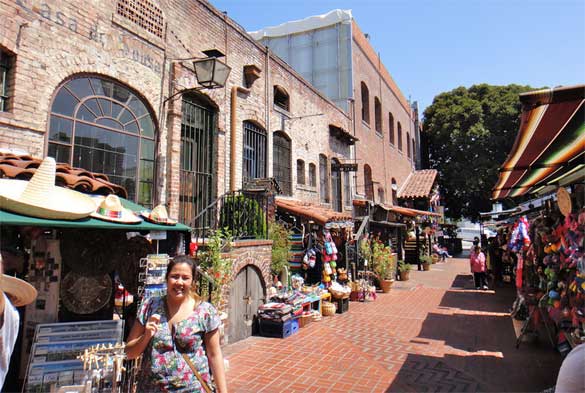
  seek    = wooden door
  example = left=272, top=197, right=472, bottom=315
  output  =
left=228, top=265, right=265, bottom=343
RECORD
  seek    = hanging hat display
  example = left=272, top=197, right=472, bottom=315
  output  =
left=91, top=194, right=141, bottom=224
left=0, top=157, right=95, bottom=220
left=140, top=204, right=177, bottom=225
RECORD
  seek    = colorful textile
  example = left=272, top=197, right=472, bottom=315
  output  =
left=136, top=296, right=221, bottom=392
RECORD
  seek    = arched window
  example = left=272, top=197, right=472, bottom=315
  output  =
left=406, top=132, right=411, bottom=158
left=297, top=159, right=305, bottom=185
left=273, top=85, right=290, bottom=111
left=273, top=131, right=291, bottom=195
left=331, top=158, right=342, bottom=212
left=374, top=97, right=382, bottom=133
left=364, top=164, right=374, bottom=201
left=319, top=154, right=329, bottom=203
left=308, top=163, right=317, bottom=187
left=242, top=121, right=267, bottom=182
left=397, top=122, right=403, bottom=151
left=48, top=75, right=156, bottom=206
left=388, top=112, right=395, bottom=145
left=391, top=178, right=398, bottom=205
left=361, top=82, right=370, bottom=125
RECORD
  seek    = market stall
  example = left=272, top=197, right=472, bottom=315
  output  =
left=1, top=157, right=190, bottom=392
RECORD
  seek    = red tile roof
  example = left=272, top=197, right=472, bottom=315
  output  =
left=398, top=169, right=437, bottom=199
left=276, top=198, right=352, bottom=226
left=0, top=153, right=128, bottom=198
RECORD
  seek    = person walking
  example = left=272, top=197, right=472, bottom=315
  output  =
left=470, top=245, right=488, bottom=290
left=125, top=255, right=227, bottom=392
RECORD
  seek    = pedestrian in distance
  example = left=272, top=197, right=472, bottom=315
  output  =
left=126, top=255, right=227, bottom=393
left=470, top=245, right=488, bottom=290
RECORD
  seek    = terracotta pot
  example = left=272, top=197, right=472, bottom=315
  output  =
left=431, top=254, right=439, bottom=264
left=400, top=270, right=410, bottom=281
left=380, top=279, right=394, bottom=293
left=422, top=262, right=431, bottom=271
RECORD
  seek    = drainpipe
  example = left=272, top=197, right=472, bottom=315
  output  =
left=230, top=86, right=250, bottom=191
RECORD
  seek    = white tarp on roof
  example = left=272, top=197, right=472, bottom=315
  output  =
left=248, top=9, right=352, bottom=40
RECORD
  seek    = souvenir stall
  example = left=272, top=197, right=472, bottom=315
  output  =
left=491, top=85, right=585, bottom=356
left=0, top=157, right=190, bottom=392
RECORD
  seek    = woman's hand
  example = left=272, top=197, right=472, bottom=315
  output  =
left=144, top=314, right=160, bottom=339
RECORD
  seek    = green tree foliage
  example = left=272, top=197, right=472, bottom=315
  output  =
left=423, top=84, right=540, bottom=220
left=268, top=221, right=291, bottom=275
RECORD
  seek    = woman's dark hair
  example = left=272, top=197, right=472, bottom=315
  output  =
left=166, top=255, right=197, bottom=280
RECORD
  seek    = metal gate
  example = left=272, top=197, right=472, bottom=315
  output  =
left=228, top=265, right=265, bottom=343
left=179, top=97, right=215, bottom=226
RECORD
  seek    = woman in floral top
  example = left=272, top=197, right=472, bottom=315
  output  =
left=126, top=256, right=227, bottom=392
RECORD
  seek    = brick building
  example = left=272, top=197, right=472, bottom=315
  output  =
left=251, top=9, right=421, bottom=206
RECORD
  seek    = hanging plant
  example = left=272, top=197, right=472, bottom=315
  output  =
left=268, top=221, right=291, bottom=275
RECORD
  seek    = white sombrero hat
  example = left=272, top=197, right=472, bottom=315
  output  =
left=0, top=157, right=96, bottom=220
left=91, top=194, right=141, bottom=224
left=140, top=204, right=177, bottom=225
left=1, top=274, right=38, bottom=308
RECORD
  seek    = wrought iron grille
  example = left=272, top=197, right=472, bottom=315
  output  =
left=242, top=121, right=267, bottom=182
left=0, top=50, right=11, bottom=112
left=117, top=0, right=164, bottom=38
left=273, top=132, right=291, bottom=195
left=180, top=97, right=215, bottom=227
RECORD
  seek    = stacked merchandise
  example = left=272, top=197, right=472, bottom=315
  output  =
left=321, top=229, right=338, bottom=286
left=257, top=302, right=293, bottom=322
left=257, top=303, right=298, bottom=338
left=288, top=233, right=304, bottom=272
left=138, top=254, right=170, bottom=301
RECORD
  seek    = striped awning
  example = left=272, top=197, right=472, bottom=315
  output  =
left=492, top=85, right=585, bottom=200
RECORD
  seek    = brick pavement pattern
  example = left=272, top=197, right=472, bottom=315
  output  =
left=224, top=257, right=561, bottom=392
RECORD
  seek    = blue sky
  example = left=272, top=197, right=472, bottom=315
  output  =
left=211, top=0, right=584, bottom=114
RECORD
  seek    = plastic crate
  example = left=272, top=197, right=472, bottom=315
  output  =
left=335, top=297, right=349, bottom=314
left=290, top=318, right=299, bottom=334
left=258, top=318, right=294, bottom=338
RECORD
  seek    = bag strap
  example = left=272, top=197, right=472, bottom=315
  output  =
left=181, top=353, right=213, bottom=393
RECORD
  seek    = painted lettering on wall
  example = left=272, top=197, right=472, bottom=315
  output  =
left=118, top=33, right=163, bottom=74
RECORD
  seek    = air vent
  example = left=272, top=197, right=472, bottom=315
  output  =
left=116, top=0, right=164, bottom=39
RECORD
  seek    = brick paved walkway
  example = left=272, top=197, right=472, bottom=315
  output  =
left=224, top=257, right=561, bottom=392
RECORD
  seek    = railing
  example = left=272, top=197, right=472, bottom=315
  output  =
left=190, top=190, right=270, bottom=242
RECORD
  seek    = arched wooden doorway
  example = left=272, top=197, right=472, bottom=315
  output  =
left=228, top=265, right=265, bottom=343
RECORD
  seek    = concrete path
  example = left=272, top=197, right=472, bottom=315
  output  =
left=224, top=257, right=561, bottom=392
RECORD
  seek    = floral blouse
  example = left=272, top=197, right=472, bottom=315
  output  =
left=136, top=296, right=221, bottom=392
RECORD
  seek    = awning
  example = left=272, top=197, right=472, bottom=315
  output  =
left=0, top=198, right=191, bottom=231
left=276, top=198, right=352, bottom=226
left=353, top=199, right=442, bottom=218
left=492, top=85, right=585, bottom=199
left=398, top=169, right=438, bottom=199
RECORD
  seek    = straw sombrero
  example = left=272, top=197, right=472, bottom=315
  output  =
left=91, top=194, right=141, bottom=224
left=0, top=157, right=96, bottom=220
left=1, top=274, right=37, bottom=307
left=140, top=204, right=177, bottom=225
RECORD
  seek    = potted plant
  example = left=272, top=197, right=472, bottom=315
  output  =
left=420, top=255, right=432, bottom=271
left=373, top=242, right=395, bottom=293
left=398, top=260, right=412, bottom=281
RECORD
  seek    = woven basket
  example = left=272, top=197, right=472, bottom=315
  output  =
left=322, top=301, right=336, bottom=316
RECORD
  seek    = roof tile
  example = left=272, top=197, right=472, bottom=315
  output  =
left=398, top=169, right=437, bottom=199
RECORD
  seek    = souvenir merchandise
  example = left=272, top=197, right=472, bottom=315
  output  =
left=138, top=254, right=171, bottom=300
left=0, top=157, right=95, bottom=220
left=116, top=235, right=154, bottom=297
left=140, top=204, right=177, bottom=225
left=91, top=194, right=141, bottom=224
left=61, top=272, right=113, bottom=315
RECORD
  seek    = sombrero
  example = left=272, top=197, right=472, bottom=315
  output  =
left=0, top=157, right=96, bottom=220
left=91, top=194, right=141, bottom=224
left=1, top=274, right=38, bottom=308
left=140, top=204, right=177, bottom=225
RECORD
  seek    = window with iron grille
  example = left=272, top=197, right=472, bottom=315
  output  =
left=0, top=50, right=13, bottom=112
left=344, top=171, right=351, bottom=207
left=47, top=76, right=156, bottom=206
left=412, top=138, right=416, bottom=162
left=397, top=122, right=403, bottom=151
left=331, top=158, right=342, bottom=212
left=361, top=82, right=370, bottom=124
left=274, top=85, right=290, bottom=111
left=319, top=154, right=329, bottom=203
left=242, top=121, right=267, bottom=182
left=180, top=95, right=215, bottom=226
left=116, top=0, right=164, bottom=38
left=388, top=112, right=394, bottom=145
left=297, top=159, right=305, bottom=185
left=309, top=163, right=316, bottom=187
left=406, top=132, right=411, bottom=158
left=273, top=131, right=291, bottom=195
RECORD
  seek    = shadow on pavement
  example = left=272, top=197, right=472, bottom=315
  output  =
left=388, top=286, right=561, bottom=392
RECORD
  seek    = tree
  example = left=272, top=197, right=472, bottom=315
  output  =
left=423, top=84, right=540, bottom=221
